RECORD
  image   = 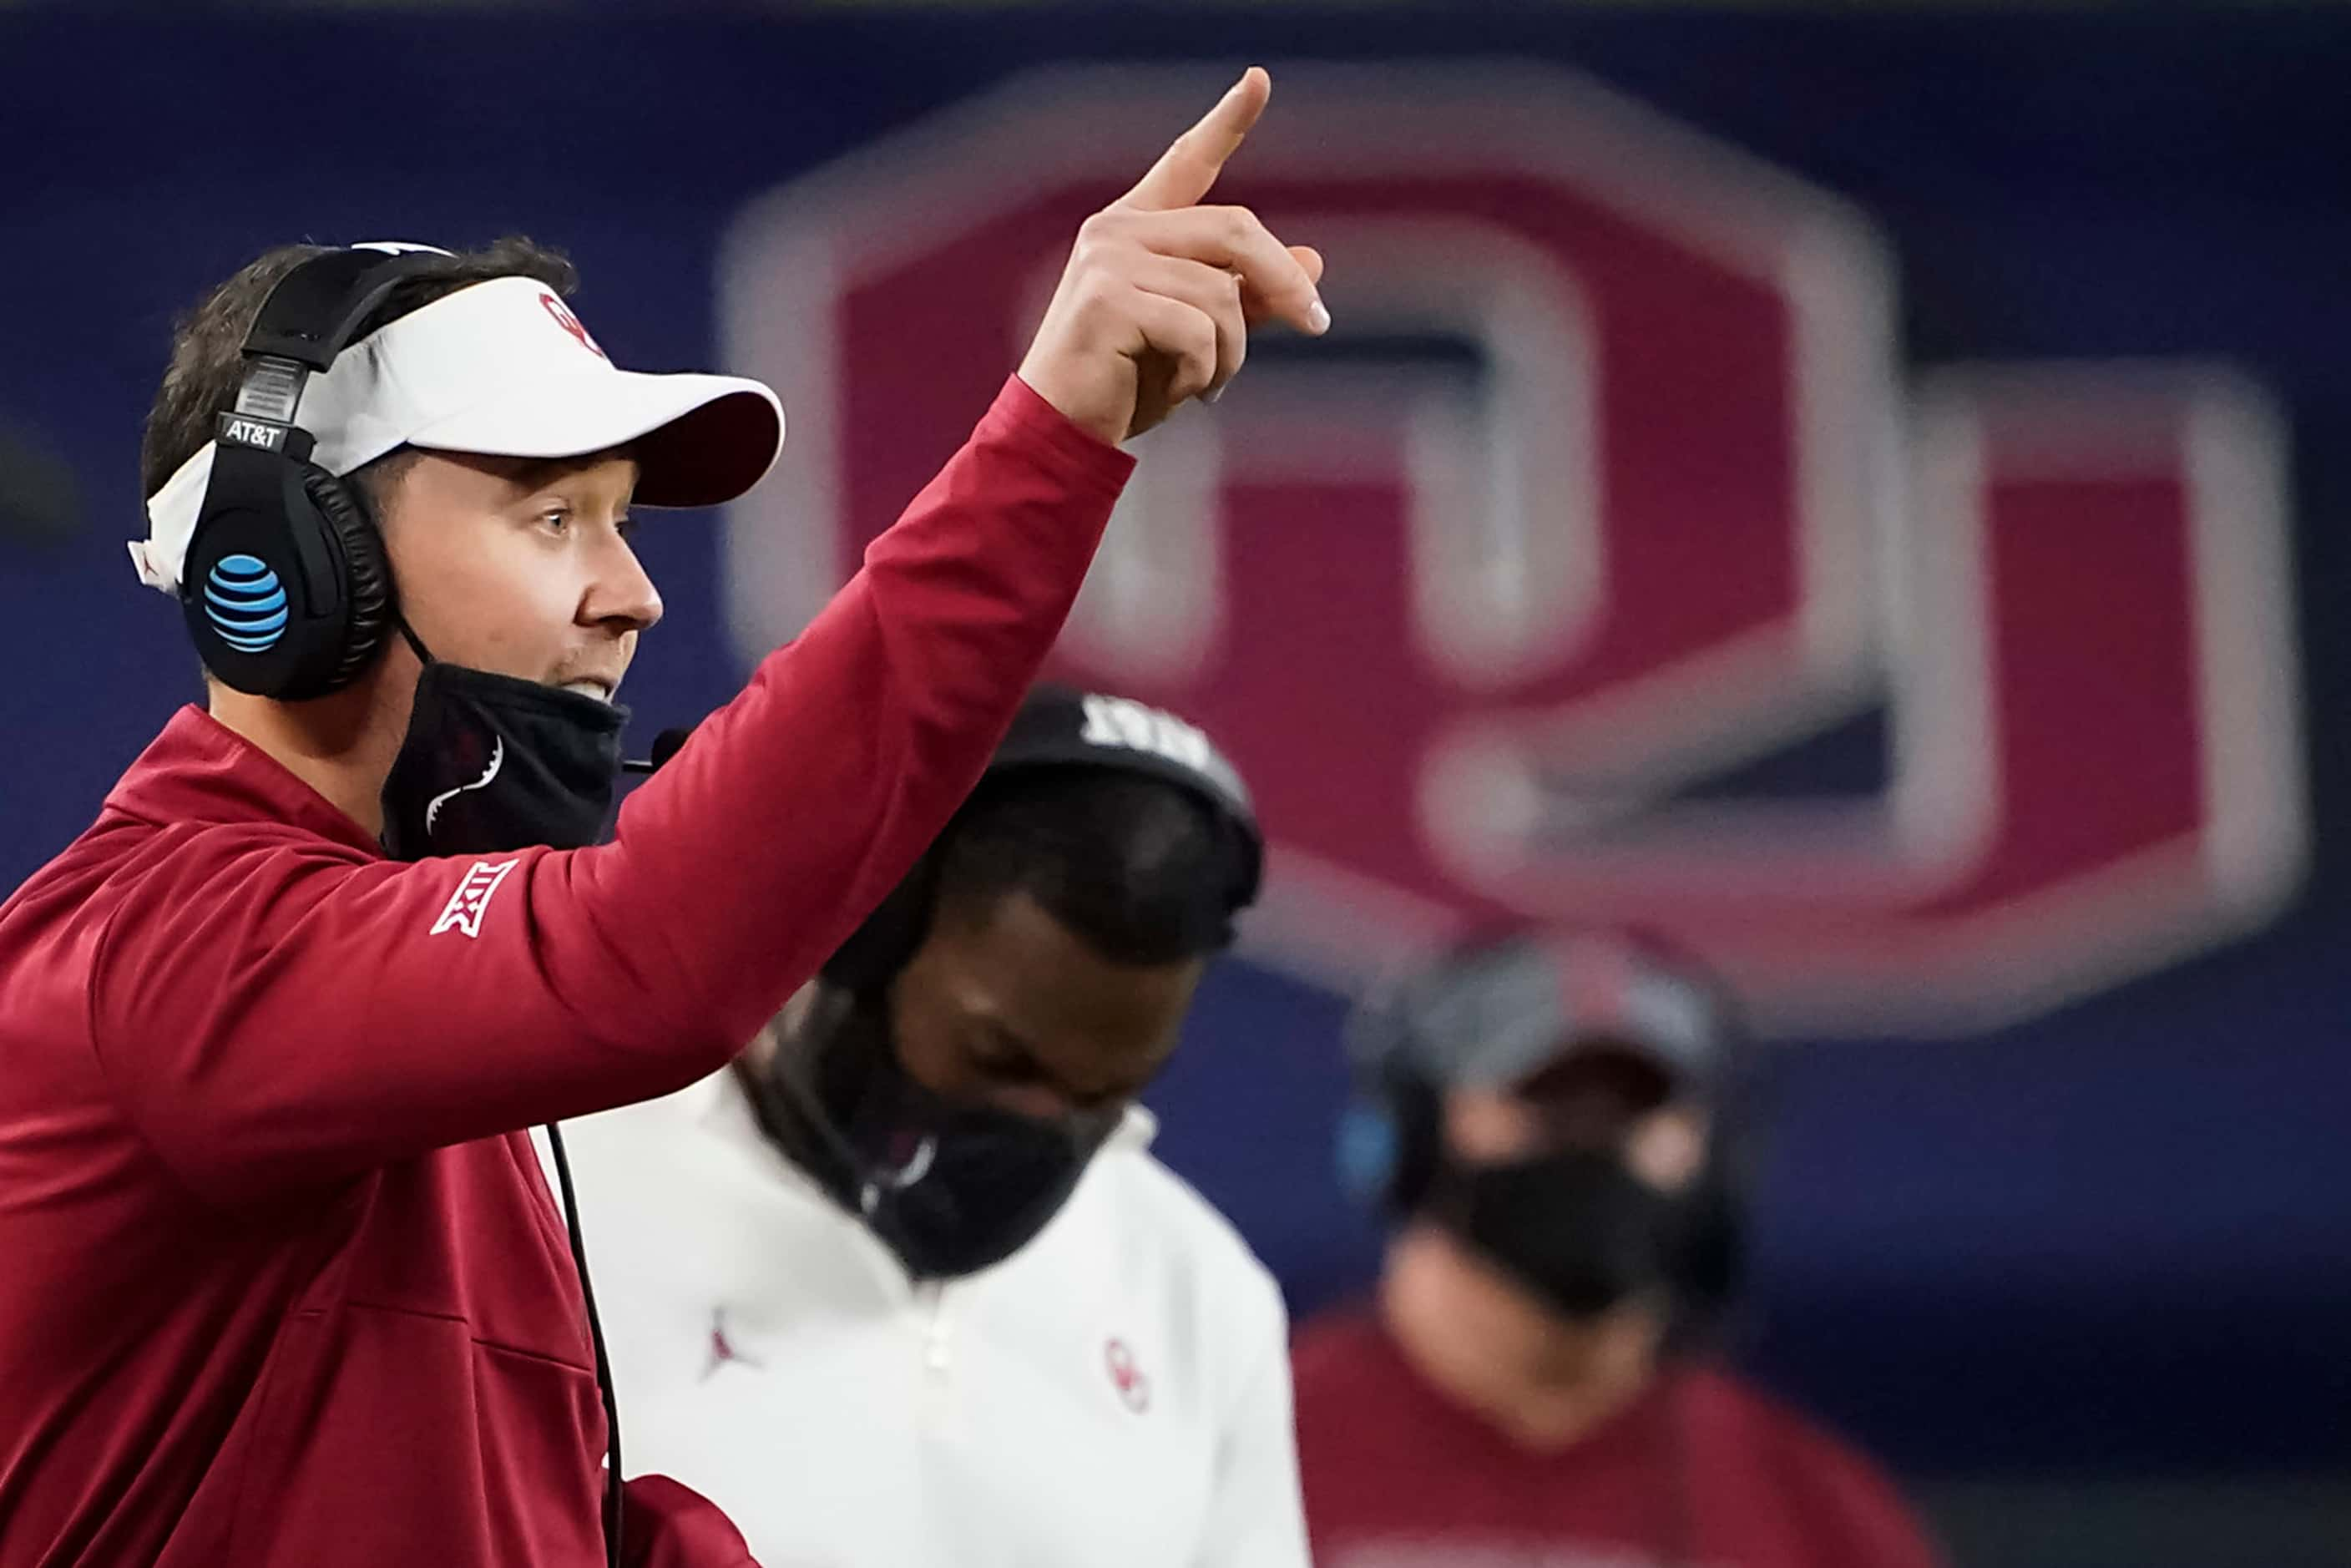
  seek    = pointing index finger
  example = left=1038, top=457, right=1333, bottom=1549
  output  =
left=1117, top=67, right=1271, bottom=214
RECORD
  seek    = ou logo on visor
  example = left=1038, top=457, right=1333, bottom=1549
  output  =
left=719, top=65, right=2308, bottom=1034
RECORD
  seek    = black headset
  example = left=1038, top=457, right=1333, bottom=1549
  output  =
left=180, top=246, right=449, bottom=701
left=1337, top=928, right=1752, bottom=1316
left=821, top=685, right=1265, bottom=996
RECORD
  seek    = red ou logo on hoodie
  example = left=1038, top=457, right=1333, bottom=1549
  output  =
left=1105, top=1338, right=1150, bottom=1414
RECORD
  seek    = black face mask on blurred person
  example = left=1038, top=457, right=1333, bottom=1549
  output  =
left=748, top=993, right=1119, bottom=1280
left=380, top=661, right=627, bottom=861
left=1431, top=1146, right=1690, bottom=1319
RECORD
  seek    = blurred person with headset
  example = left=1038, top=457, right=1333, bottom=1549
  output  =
left=560, top=685, right=1310, bottom=1568
left=1292, top=931, right=1944, bottom=1568
left=0, top=70, right=1329, bottom=1568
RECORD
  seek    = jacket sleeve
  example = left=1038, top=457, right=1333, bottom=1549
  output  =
left=1191, top=1272, right=1314, bottom=1568
left=88, top=377, right=1132, bottom=1204
left=619, top=1474, right=762, bottom=1568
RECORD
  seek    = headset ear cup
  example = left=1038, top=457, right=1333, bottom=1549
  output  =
left=1335, top=1100, right=1400, bottom=1208
left=191, top=458, right=390, bottom=702
left=1666, top=1066, right=1754, bottom=1340
left=1382, top=1070, right=1443, bottom=1216
left=300, top=468, right=392, bottom=694
left=1671, top=1154, right=1744, bottom=1313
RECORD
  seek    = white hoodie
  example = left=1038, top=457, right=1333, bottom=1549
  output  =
left=555, top=1070, right=1311, bottom=1568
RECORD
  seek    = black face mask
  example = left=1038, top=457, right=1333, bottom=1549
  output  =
left=380, top=661, right=628, bottom=861
left=1432, top=1146, right=1690, bottom=1320
left=751, top=994, right=1118, bottom=1280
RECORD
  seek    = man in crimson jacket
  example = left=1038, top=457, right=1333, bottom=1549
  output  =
left=0, top=68, right=1327, bottom=1568
left=1294, top=932, right=1942, bottom=1568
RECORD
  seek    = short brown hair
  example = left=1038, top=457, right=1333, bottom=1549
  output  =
left=140, top=235, right=578, bottom=507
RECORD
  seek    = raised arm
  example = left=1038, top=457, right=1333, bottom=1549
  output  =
left=88, top=70, right=1326, bottom=1206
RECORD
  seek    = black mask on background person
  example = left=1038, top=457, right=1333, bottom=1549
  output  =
left=1429, top=1146, right=1691, bottom=1319
left=380, top=660, right=628, bottom=861
left=748, top=992, right=1120, bottom=1280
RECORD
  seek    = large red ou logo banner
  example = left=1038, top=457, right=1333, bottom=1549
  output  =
left=720, top=66, right=2306, bottom=1034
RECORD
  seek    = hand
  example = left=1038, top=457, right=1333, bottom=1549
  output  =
left=1017, top=67, right=1329, bottom=445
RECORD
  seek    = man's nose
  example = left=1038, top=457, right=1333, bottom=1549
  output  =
left=581, top=534, right=664, bottom=634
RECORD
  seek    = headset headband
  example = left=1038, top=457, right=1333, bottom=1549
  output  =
left=213, top=248, right=453, bottom=470
left=821, top=687, right=1262, bottom=994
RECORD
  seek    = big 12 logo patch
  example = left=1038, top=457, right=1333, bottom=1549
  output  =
left=720, top=64, right=2306, bottom=1034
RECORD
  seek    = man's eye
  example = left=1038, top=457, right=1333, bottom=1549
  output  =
left=539, top=506, right=571, bottom=532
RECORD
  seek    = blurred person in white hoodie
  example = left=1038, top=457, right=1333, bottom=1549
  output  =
left=561, top=685, right=1307, bottom=1568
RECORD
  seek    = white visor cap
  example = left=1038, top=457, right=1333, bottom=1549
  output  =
left=134, top=273, right=784, bottom=596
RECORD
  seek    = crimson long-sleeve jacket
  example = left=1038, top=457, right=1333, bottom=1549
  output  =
left=0, top=378, right=1131, bottom=1566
